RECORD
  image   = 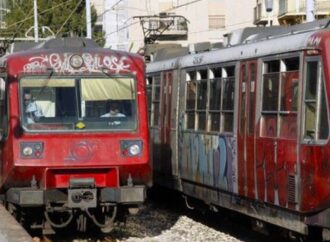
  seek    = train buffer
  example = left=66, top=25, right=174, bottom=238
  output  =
left=0, top=204, right=32, bottom=242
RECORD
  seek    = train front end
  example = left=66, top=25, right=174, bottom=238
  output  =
left=0, top=38, right=150, bottom=233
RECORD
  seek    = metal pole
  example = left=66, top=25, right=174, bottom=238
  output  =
left=33, top=0, right=39, bottom=42
left=306, top=0, right=315, bottom=22
left=86, top=0, right=92, bottom=38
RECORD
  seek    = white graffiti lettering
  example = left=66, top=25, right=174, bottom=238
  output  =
left=23, top=53, right=131, bottom=74
left=307, top=36, right=321, bottom=48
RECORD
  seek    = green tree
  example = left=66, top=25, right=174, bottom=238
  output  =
left=3, top=0, right=105, bottom=46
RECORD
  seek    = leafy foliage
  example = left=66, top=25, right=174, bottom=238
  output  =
left=3, top=0, right=104, bottom=45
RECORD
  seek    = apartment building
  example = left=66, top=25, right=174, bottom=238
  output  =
left=254, top=0, right=330, bottom=26
left=92, top=0, right=256, bottom=52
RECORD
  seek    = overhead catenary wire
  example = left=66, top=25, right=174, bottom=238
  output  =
left=5, top=0, right=74, bottom=29
left=164, top=0, right=203, bottom=12
left=102, top=0, right=205, bottom=37
left=55, top=0, right=83, bottom=36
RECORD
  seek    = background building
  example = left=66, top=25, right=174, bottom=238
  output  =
left=0, top=0, right=329, bottom=53
left=92, top=0, right=256, bottom=52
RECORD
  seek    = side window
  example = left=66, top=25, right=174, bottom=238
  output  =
left=185, top=71, right=197, bottom=130
left=221, top=66, right=235, bottom=133
left=303, top=60, right=329, bottom=141
left=152, top=75, right=161, bottom=127
left=196, top=69, right=208, bottom=130
left=260, top=57, right=300, bottom=139
left=260, top=60, right=280, bottom=137
left=279, top=58, right=299, bottom=139
left=184, top=65, right=236, bottom=133
left=146, top=76, right=152, bottom=125
left=209, top=67, right=221, bottom=131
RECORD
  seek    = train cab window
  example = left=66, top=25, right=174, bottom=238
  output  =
left=152, top=75, right=161, bottom=127
left=197, top=69, right=208, bottom=130
left=186, top=71, right=197, bottom=130
left=20, top=77, right=137, bottom=131
left=303, top=60, right=329, bottom=141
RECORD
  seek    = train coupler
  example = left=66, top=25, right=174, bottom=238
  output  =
left=68, top=178, right=97, bottom=209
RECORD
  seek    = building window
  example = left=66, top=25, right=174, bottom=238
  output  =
left=208, top=15, right=225, bottom=30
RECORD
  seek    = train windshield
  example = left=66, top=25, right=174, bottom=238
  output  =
left=20, top=76, right=137, bottom=132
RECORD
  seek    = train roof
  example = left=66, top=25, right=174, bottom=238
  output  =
left=1, top=37, right=143, bottom=64
left=147, top=19, right=330, bottom=73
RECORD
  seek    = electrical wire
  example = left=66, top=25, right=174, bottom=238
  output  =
left=164, top=0, right=203, bottom=12
left=55, top=0, right=83, bottom=36
left=100, top=0, right=204, bottom=37
left=111, top=0, right=124, bottom=10
left=85, top=0, right=126, bottom=26
left=6, top=0, right=74, bottom=29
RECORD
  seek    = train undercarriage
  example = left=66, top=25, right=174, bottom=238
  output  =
left=2, top=178, right=145, bottom=234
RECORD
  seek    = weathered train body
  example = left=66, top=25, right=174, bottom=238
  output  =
left=0, top=38, right=151, bottom=233
left=147, top=19, right=330, bottom=239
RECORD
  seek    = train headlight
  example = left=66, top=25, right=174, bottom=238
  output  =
left=129, top=144, right=141, bottom=156
left=121, top=140, right=142, bottom=157
left=70, top=54, right=84, bottom=69
left=22, top=146, right=33, bottom=156
left=20, top=142, right=44, bottom=159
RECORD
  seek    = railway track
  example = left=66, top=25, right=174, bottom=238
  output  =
left=25, top=188, right=306, bottom=242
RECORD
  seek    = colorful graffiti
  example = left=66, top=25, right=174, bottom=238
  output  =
left=179, top=132, right=237, bottom=193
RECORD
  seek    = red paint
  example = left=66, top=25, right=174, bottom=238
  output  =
left=0, top=43, right=151, bottom=194
left=238, top=61, right=257, bottom=199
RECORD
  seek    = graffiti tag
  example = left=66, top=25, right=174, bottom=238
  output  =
left=23, top=53, right=131, bottom=74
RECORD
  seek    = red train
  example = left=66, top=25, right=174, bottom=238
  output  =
left=147, top=19, right=330, bottom=240
left=0, top=38, right=151, bottom=233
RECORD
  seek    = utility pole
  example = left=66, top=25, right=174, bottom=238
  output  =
left=306, top=0, right=315, bottom=22
left=33, top=0, right=39, bottom=42
left=86, top=0, right=92, bottom=38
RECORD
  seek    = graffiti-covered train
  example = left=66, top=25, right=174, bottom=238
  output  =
left=147, top=19, right=330, bottom=240
left=0, top=38, right=151, bottom=234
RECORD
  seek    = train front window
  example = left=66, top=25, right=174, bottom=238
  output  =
left=20, top=77, right=137, bottom=132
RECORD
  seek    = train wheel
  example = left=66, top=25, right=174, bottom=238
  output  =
left=85, top=205, right=117, bottom=233
left=100, top=205, right=117, bottom=233
left=128, top=206, right=140, bottom=215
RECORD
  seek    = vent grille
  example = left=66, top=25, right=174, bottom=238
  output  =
left=288, top=175, right=297, bottom=204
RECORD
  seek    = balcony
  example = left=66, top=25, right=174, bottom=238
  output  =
left=134, top=14, right=188, bottom=44
left=254, top=3, right=269, bottom=25
left=278, top=0, right=330, bottom=25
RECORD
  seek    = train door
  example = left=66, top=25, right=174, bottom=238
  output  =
left=257, top=57, right=300, bottom=206
left=159, top=71, right=173, bottom=175
left=238, top=61, right=257, bottom=198
left=300, top=57, right=330, bottom=210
